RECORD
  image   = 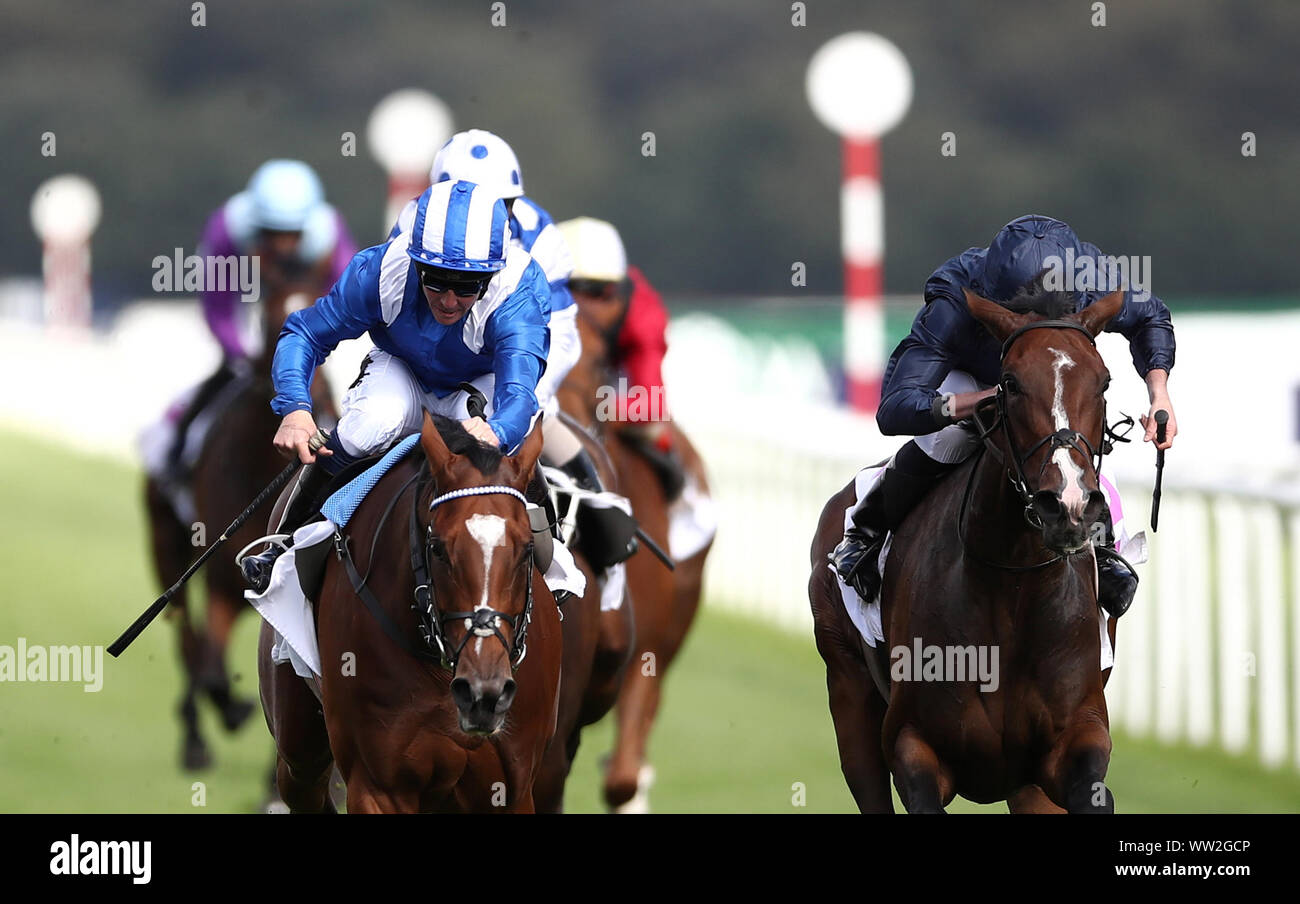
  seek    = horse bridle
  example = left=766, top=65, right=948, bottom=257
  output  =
left=336, top=463, right=537, bottom=673
left=412, top=481, right=536, bottom=672
left=959, top=319, right=1133, bottom=570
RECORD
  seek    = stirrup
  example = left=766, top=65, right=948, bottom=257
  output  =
left=234, top=534, right=292, bottom=569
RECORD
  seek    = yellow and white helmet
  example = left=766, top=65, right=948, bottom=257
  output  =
left=557, top=217, right=627, bottom=283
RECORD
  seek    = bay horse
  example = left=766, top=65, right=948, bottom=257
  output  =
left=809, top=287, right=1124, bottom=813
left=144, top=271, right=336, bottom=769
left=555, top=306, right=713, bottom=812
left=259, top=413, right=562, bottom=812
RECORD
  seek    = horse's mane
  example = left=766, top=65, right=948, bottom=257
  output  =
left=430, top=414, right=503, bottom=475
left=1000, top=275, right=1079, bottom=320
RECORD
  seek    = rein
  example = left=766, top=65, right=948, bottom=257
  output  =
left=957, top=319, right=1130, bottom=572
left=334, top=462, right=536, bottom=673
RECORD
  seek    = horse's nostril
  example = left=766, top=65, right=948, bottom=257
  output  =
left=496, top=679, right=517, bottom=713
left=1032, top=491, right=1062, bottom=515
left=450, top=677, right=474, bottom=712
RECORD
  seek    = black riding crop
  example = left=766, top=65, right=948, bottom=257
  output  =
left=107, top=431, right=327, bottom=657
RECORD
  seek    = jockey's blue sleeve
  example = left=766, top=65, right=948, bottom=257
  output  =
left=271, top=246, right=384, bottom=416
left=483, top=265, right=551, bottom=452
left=1077, top=241, right=1176, bottom=376
left=877, top=294, right=966, bottom=436
left=547, top=278, right=572, bottom=316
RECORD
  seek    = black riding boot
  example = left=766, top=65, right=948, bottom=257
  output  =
left=560, top=448, right=640, bottom=570
left=1094, top=509, right=1139, bottom=619
left=829, top=441, right=955, bottom=603
left=239, top=462, right=333, bottom=593
left=560, top=448, right=605, bottom=493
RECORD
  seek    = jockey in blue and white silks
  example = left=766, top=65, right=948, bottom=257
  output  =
left=240, top=179, right=552, bottom=591
left=388, top=130, right=609, bottom=497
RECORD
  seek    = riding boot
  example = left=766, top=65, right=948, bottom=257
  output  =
left=829, top=441, right=955, bottom=603
left=560, top=447, right=605, bottom=493
left=165, top=360, right=239, bottom=479
left=1094, top=509, right=1138, bottom=619
left=239, top=462, right=333, bottom=593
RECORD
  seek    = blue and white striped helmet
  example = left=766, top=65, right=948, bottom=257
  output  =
left=247, top=159, right=324, bottom=232
left=430, top=130, right=524, bottom=200
left=407, top=180, right=511, bottom=273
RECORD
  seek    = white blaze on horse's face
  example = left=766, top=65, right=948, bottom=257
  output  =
left=1048, top=347, right=1088, bottom=519
left=465, top=514, right=507, bottom=654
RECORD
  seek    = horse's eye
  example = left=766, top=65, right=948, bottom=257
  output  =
left=428, top=536, right=448, bottom=562
left=1004, top=376, right=1021, bottom=395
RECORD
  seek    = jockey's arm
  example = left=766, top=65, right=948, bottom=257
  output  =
left=483, top=273, right=551, bottom=453
left=270, top=247, right=384, bottom=461
left=877, top=293, right=974, bottom=436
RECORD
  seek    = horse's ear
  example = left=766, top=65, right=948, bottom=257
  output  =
left=506, top=414, right=545, bottom=486
left=420, top=411, right=458, bottom=475
left=964, top=287, right=1026, bottom=343
left=1075, top=289, right=1124, bottom=337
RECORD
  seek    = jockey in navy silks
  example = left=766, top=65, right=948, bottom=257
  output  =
left=831, top=215, right=1179, bottom=619
left=240, top=179, right=551, bottom=591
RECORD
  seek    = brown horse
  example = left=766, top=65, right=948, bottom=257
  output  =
left=259, top=414, right=563, bottom=813
left=144, top=273, right=335, bottom=769
left=810, top=288, right=1124, bottom=813
left=556, top=307, right=713, bottom=812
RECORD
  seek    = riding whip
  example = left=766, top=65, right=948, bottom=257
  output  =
left=108, top=431, right=328, bottom=657
left=1149, top=410, right=1168, bottom=532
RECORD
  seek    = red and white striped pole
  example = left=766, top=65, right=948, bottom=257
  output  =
left=367, top=89, right=454, bottom=234
left=807, top=33, right=912, bottom=414
left=841, top=137, right=884, bottom=410
left=30, top=174, right=101, bottom=334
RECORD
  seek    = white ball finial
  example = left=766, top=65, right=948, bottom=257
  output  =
left=366, top=89, right=454, bottom=175
left=31, top=174, right=102, bottom=243
left=806, top=32, right=913, bottom=139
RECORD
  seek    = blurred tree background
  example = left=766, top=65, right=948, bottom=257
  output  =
left=1, top=0, right=1296, bottom=307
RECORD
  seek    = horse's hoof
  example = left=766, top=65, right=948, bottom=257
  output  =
left=182, top=738, right=212, bottom=771
left=220, top=698, right=256, bottom=732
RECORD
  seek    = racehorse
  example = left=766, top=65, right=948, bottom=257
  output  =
left=144, top=272, right=336, bottom=769
left=809, top=287, right=1124, bottom=813
left=259, top=414, right=562, bottom=812
left=555, top=307, right=713, bottom=812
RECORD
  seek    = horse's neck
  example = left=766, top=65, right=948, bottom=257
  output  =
left=964, top=445, right=1050, bottom=566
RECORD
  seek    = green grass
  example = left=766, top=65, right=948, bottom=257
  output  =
left=2, top=427, right=1298, bottom=813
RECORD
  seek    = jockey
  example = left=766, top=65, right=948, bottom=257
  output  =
left=389, top=130, right=604, bottom=494
left=830, top=214, right=1178, bottom=619
left=156, top=160, right=356, bottom=479
left=239, top=180, right=551, bottom=591
left=558, top=217, right=685, bottom=500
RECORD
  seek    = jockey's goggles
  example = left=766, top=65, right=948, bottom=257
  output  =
left=416, top=264, right=492, bottom=299
left=568, top=277, right=619, bottom=298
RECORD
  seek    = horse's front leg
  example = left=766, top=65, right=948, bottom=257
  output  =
left=1042, top=707, right=1114, bottom=814
left=891, top=725, right=953, bottom=814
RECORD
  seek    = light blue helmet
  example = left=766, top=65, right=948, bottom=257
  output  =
left=247, top=160, right=324, bottom=232
left=407, top=180, right=510, bottom=273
